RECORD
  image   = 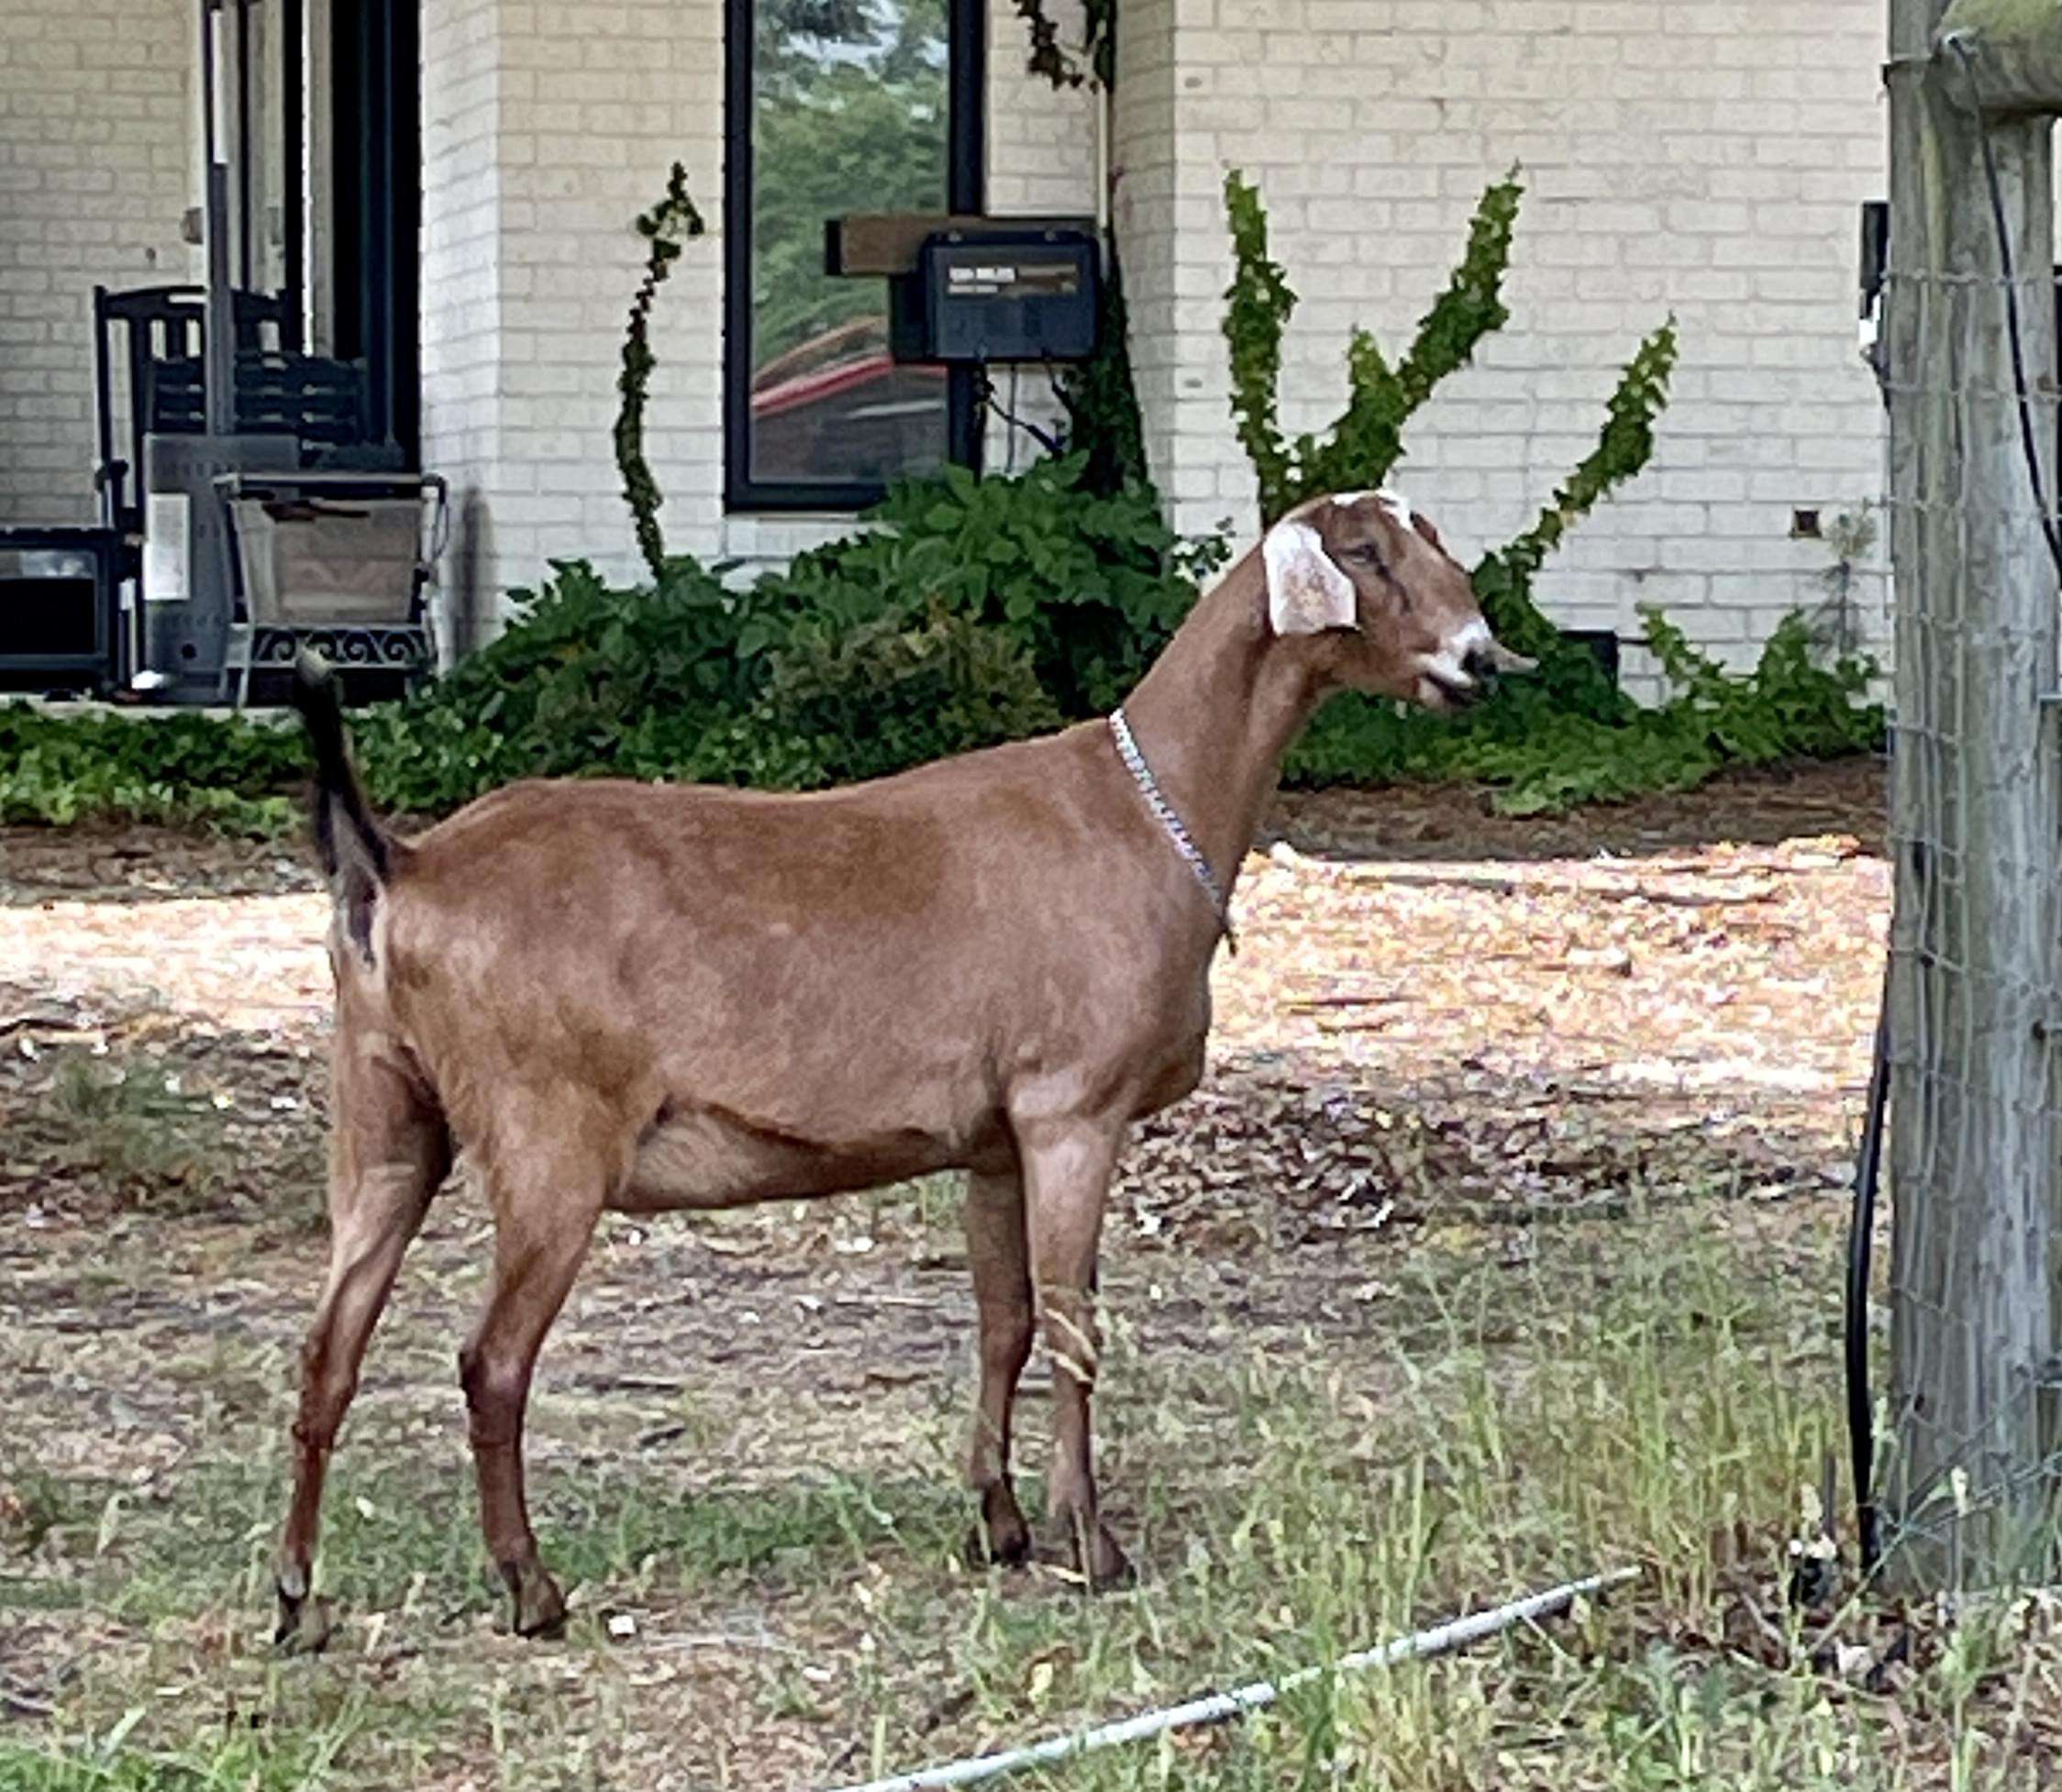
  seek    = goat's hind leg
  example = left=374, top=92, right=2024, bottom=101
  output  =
left=964, top=1166, right=1035, bottom=1566
left=275, top=1051, right=449, bottom=1649
left=460, top=1133, right=605, bottom=1637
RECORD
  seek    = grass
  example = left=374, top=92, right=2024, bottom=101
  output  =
left=6, top=1039, right=330, bottom=1233
left=37, top=1056, right=235, bottom=1213
left=0, top=1707, right=371, bottom=1792
left=6, top=1193, right=2058, bottom=1792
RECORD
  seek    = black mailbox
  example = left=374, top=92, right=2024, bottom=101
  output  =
left=888, top=227, right=1100, bottom=365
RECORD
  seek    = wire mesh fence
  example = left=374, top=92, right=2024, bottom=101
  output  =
left=1880, top=219, right=2062, bottom=1584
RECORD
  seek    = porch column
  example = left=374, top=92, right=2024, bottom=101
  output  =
left=1113, top=0, right=1258, bottom=543
left=418, top=0, right=724, bottom=648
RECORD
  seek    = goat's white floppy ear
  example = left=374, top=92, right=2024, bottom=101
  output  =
left=1263, top=518, right=1357, bottom=636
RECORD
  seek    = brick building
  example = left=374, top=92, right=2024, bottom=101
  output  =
left=0, top=0, right=1889, bottom=682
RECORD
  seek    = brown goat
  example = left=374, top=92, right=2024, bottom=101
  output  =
left=272, top=489, right=1530, bottom=1643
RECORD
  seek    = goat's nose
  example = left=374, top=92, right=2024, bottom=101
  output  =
left=1461, top=644, right=1502, bottom=685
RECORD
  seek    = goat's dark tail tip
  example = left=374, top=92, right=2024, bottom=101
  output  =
left=291, top=651, right=353, bottom=807
left=288, top=647, right=392, bottom=898
left=290, top=647, right=340, bottom=728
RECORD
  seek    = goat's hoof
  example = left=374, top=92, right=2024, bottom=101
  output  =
left=969, top=1485, right=1032, bottom=1568
left=1054, top=1518, right=1134, bottom=1592
left=1082, top=1526, right=1135, bottom=1593
left=273, top=1576, right=336, bottom=1656
left=500, top=1558, right=568, bottom=1638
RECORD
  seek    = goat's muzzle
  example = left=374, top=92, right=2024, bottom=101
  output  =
left=1417, top=633, right=1535, bottom=710
left=1464, top=639, right=1536, bottom=684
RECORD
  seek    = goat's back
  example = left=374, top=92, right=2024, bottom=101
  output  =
left=352, top=724, right=1213, bottom=1175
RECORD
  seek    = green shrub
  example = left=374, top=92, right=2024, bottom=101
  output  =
left=770, top=454, right=1222, bottom=716
left=1226, top=168, right=1524, bottom=530
left=699, top=600, right=1063, bottom=790
left=1287, top=610, right=1884, bottom=814
left=615, top=163, right=707, bottom=581
left=1224, top=164, right=1673, bottom=663
left=333, top=454, right=1214, bottom=814
left=0, top=704, right=298, bottom=832
left=1225, top=161, right=1879, bottom=806
left=347, top=558, right=783, bottom=813
left=0, top=490, right=1881, bottom=835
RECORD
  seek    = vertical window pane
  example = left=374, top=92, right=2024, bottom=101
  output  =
left=231, top=0, right=294, bottom=304
left=250, top=1, right=291, bottom=299
left=748, top=0, right=951, bottom=490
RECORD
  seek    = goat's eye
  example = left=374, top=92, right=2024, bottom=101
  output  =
left=1348, top=544, right=1387, bottom=571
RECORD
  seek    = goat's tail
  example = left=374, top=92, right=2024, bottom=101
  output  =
left=291, top=650, right=397, bottom=962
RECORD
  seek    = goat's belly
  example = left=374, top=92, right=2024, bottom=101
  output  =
left=614, top=1106, right=978, bottom=1213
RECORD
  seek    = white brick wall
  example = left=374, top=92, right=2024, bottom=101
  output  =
left=1114, top=0, right=1187, bottom=518
left=1135, top=0, right=1890, bottom=687
left=0, top=0, right=198, bottom=525
left=419, top=0, right=511, bottom=652
left=419, top=0, right=1102, bottom=634
left=988, top=0, right=1098, bottom=215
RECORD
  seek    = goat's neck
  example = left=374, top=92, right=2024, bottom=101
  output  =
left=1119, top=558, right=1324, bottom=904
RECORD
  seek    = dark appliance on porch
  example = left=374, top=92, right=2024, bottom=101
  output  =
left=0, top=530, right=123, bottom=696
left=126, top=0, right=438, bottom=707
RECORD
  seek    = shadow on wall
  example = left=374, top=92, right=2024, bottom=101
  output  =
left=439, top=487, right=493, bottom=666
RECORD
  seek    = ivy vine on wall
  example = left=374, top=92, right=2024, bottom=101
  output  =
left=1222, top=164, right=1675, bottom=662
left=1012, top=0, right=1115, bottom=88
left=615, top=162, right=707, bottom=581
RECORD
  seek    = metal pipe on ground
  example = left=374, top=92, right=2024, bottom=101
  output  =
left=820, top=1567, right=1640, bottom=1792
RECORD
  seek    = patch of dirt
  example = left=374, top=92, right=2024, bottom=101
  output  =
left=1270, top=755, right=1887, bottom=863
left=0, top=824, right=318, bottom=907
left=0, top=1001, right=328, bottom=1232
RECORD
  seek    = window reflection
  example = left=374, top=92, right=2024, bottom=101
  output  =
left=747, top=0, right=951, bottom=490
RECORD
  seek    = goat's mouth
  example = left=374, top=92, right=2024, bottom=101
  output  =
left=1416, top=669, right=1480, bottom=711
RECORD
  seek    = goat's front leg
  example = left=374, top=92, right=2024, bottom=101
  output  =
left=459, top=1142, right=604, bottom=1637
left=964, top=1166, right=1035, bottom=1566
left=1020, top=1119, right=1133, bottom=1590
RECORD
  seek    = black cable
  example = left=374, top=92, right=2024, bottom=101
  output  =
left=976, top=369, right=1066, bottom=459
left=1946, top=32, right=2062, bottom=587
left=1845, top=979, right=1890, bottom=1577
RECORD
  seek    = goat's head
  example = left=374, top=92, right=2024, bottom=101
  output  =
left=1261, top=489, right=1534, bottom=710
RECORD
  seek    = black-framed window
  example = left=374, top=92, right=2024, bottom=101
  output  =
left=725, top=0, right=984, bottom=512
left=331, top=0, right=421, bottom=458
